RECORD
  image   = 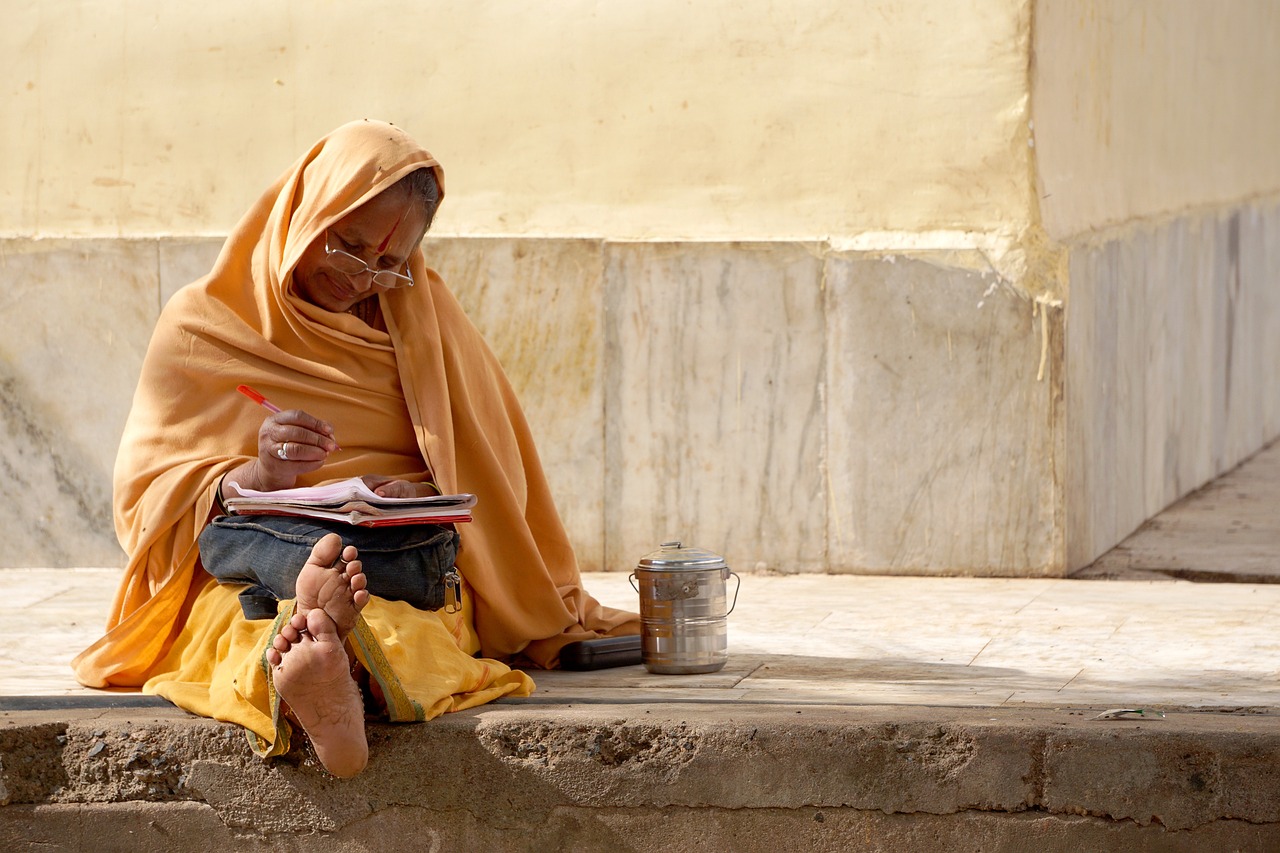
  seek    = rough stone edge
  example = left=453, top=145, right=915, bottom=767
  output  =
left=3, top=704, right=1277, bottom=834
left=2, top=801, right=1278, bottom=853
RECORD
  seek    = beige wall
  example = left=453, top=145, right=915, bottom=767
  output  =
left=1033, top=0, right=1280, bottom=241
left=3, top=0, right=1034, bottom=241
left=13, top=1, right=1275, bottom=245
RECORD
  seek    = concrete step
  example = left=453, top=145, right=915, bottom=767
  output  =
left=3, top=700, right=1279, bottom=851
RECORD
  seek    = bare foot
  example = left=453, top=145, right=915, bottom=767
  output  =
left=265, top=534, right=371, bottom=778
left=267, top=608, right=368, bottom=777
left=294, top=532, right=369, bottom=637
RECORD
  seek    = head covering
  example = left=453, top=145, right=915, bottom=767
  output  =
left=74, top=120, right=635, bottom=686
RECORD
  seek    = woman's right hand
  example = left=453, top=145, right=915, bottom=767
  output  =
left=216, top=408, right=341, bottom=511
left=254, top=409, right=340, bottom=490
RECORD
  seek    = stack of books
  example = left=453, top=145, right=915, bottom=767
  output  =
left=225, top=477, right=475, bottom=528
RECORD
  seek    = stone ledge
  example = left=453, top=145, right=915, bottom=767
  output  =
left=3, top=703, right=1278, bottom=850
left=3, top=802, right=1277, bottom=853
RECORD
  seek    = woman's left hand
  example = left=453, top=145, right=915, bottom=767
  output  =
left=362, top=475, right=438, bottom=498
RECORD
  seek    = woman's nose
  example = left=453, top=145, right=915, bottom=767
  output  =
left=349, top=268, right=376, bottom=293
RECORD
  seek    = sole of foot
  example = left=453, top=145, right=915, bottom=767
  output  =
left=268, top=607, right=369, bottom=778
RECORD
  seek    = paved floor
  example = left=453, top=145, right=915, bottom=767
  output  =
left=8, top=568, right=1278, bottom=711
left=5, top=441, right=1279, bottom=714
left=1076, top=438, right=1280, bottom=584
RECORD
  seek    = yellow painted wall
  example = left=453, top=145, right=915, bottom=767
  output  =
left=3, top=0, right=1034, bottom=241
left=1032, top=0, right=1280, bottom=241
left=8, top=2, right=1278, bottom=245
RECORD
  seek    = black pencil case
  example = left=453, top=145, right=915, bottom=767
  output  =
left=559, top=635, right=643, bottom=670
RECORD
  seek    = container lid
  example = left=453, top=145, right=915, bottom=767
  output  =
left=637, top=541, right=727, bottom=571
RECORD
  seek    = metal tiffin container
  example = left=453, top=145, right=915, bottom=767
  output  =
left=629, top=541, right=741, bottom=674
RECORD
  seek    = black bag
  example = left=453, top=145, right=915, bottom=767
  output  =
left=198, top=515, right=461, bottom=620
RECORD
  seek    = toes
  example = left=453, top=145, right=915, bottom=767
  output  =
left=270, top=623, right=301, bottom=663
left=304, top=605, right=340, bottom=639
left=308, top=532, right=344, bottom=568
left=272, top=611, right=313, bottom=657
left=333, top=545, right=359, bottom=574
left=353, top=589, right=370, bottom=610
left=347, top=569, right=367, bottom=592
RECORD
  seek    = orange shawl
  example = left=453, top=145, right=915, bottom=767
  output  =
left=73, top=120, right=636, bottom=687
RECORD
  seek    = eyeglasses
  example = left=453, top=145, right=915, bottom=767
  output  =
left=324, top=231, right=415, bottom=289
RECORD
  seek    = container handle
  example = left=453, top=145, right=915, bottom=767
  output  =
left=628, top=572, right=639, bottom=593
left=724, top=571, right=741, bottom=616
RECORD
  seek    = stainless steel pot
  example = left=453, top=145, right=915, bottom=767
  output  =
left=629, top=541, right=741, bottom=674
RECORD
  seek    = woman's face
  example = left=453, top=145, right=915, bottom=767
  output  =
left=292, top=185, right=431, bottom=313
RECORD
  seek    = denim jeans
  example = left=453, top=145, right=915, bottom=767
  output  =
left=198, top=515, right=460, bottom=620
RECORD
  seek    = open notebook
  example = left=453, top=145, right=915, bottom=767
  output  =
left=224, top=477, right=475, bottom=527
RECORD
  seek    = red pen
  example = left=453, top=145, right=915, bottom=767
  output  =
left=236, top=384, right=341, bottom=450
left=236, top=384, right=282, bottom=413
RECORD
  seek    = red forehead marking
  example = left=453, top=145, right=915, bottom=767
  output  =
left=376, top=207, right=408, bottom=253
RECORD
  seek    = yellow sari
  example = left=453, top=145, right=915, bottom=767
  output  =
left=72, top=120, right=638, bottom=751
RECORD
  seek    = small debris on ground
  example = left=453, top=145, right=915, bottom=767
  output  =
left=1092, top=708, right=1166, bottom=720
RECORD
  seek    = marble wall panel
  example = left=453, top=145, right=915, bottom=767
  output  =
left=1062, top=242, right=1111, bottom=571
left=1065, top=200, right=1280, bottom=571
left=423, top=238, right=608, bottom=569
left=825, top=255, right=1062, bottom=575
left=0, top=239, right=160, bottom=567
left=1113, top=231, right=1153, bottom=537
left=1227, top=204, right=1280, bottom=460
left=1061, top=246, right=1097, bottom=573
left=1067, top=220, right=1216, bottom=569
left=1255, top=203, right=1280, bottom=438
left=1153, top=215, right=1216, bottom=504
left=602, top=242, right=827, bottom=574
left=1124, top=228, right=1161, bottom=523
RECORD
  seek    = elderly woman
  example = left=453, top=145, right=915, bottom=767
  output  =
left=73, top=120, right=638, bottom=777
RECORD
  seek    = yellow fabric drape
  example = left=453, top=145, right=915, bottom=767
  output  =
left=142, top=577, right=530, bottom=749
left=72, top=120, right=638, bottom=723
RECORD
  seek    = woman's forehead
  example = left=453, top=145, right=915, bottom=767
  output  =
left=333, top=188, right=426, bottom=250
